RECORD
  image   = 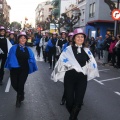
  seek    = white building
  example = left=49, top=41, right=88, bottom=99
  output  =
left=60, top=0, right=77, bottom=15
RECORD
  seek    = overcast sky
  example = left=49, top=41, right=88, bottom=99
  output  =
left=7, top=0, right=47, bottom=27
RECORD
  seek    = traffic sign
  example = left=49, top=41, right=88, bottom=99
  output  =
left=112, top=9, right=120, bottom=20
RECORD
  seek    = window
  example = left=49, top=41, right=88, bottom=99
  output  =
left=0, top=4, right=2, bottom=9
left=89, top=2, right=95, bottom=18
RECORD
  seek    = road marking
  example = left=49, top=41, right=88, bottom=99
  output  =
left=99, top=69, right=110, bottom=72
left=93, top=79, right=104, bottom=85
left=114, top=91, right=120, bottom=96
left=35, top=55, right=44, bottom=61
left=100, top=77, right=120, bottom=82
left=5, top=78, right=11, bottom=92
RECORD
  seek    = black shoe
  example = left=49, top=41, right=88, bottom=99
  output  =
left=0, top=81, right=3, bottom=85
left=21, top=93, right=25, bottom=101
left=69, top=105, right=81, bottom=120
left=16, top=95, right=22, bottom=108
left=60, top=99, right=66, bottom=105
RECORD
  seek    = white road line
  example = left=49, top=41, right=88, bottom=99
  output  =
left=100, top=77, right=120, bottom=82
left=99, top=69, right=110, bottom=72
left=93, top=79, right=104, bottom=85
left=5, top=78, right=11, bottom=93
left=114, top=91, right=120, bottom=96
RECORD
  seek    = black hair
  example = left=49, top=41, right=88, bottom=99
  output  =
left=16, top=35, right=28, bottom=45
left=72, top=34, right=86, bottom=47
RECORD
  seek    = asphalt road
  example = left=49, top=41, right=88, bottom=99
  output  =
left=0, top=46, right=120, bottom=120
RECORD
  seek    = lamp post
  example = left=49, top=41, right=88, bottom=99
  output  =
left=114, top=0, right=119, bottom=36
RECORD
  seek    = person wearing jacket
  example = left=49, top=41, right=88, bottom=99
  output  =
left=114, top=35, right=120, bottom=68
left=109, top=36, right=117, bottom=66
left=96, top=36, right=104, bottom=60
left=39, top=33, right=49, bottom=62
left=56, top=31, right=68, bottom=60
left=0, top=26, right=12, bottom=85
left=34, top=31, right=42, bottom=57
left=46, top=32, right=57, bottom=69
left=5, top=32, right=38, bottom=108
left=9, top=31, right=16, bottom=45
left=89, top=37, right=96, bottom=57
left=62, top=32, right=74, bottom=51
left=60, top=32, right=74, bottom=105
left=6, top=29, right=10, bottom=39
left=51, top=28, right=99, bottom=120
left=102, top=34, right=112, bottom=65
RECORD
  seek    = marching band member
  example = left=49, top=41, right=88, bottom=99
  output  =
left=6, top=29, right=10, bottom=39
left=51, top=28, right=99, bottom=120
left=5, top=32, right=38, bottom=107
left=9, top=31, right=16, bottom=45
left=0, top=26, right=12, bottom=85
left=56, top=31, right=68, bottom=60
left=62, top=32, right=74, bottom=51
left=60, top=32, right=74, bottom=105
left=46, top=32, right=57, bottom=69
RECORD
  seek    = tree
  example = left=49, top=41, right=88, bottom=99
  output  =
left=0, top=13, right=10, bottom=28
left=46, top=12, right=81, bottom=33
left=10, top=21, right=21, bottom=30
left=104, top=0, right=116, bottom=11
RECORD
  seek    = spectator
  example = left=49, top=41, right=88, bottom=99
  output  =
left=89, top=37, right=96, bottom=57
left=109, top=36, right=117, bottom=66
left=102, top=34, right=111, bottom=65
left=96, top=36, right=104, bottom=60
left=114, top=35, right=120, bottom=69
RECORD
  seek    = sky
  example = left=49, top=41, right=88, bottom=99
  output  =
left=7, top=0, right=47, bottom=27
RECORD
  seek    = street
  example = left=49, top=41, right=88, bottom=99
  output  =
left=0, top=47, right=120, bottom=120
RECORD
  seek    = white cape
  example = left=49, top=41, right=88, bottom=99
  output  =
left=51, top=45, right=99, bottom=82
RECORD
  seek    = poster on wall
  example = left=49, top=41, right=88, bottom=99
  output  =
left=91, top=31, right=96, bottom=38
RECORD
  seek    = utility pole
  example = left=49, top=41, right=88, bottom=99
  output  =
left=114, top=0, right=120, bottom=36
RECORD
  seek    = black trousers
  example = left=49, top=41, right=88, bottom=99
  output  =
left=48, top=51, right=56, bottom=68
left=116, top=50, right=120, bottom=67
left=10, top=68, right=28, bottom=95
left=64, top=70, right=87, bottom=113
left=0, top=54, right=7, bottom=81
left=36, top=45, right=40, bottom=57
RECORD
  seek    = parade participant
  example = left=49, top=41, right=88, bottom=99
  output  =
left=46, top=32, right=57, bottom=69
left=51, top=28, right=99, bottom=120
left=5, top=32, right=38, bottom=107
left=14, top=29, right=19, bottom=41
left=39, top=33, right=47, bottom=62
left=62, top=32, right=74, bottom=51
left=34, top=30, right=42, bottom=57
left=9, top=31, right=16, bottom=45
left=6, top=29, right=10, bottom=39
left=0, top=26, right=12, bottom=85
left=60, top=32, right=74, bottom=105
left=56, top=31, right=68, bottom=59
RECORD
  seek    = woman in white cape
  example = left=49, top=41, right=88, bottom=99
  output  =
left=51, top=28, right=99, bottom=120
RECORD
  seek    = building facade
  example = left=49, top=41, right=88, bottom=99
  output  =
left=60, top=0, right=77, bottom=16
left=35, top=0, right=52, bottom=27
left=0, top=0, right=11, bottom=24
left=85, top=0, right=117, bottom=39
left=76, top=0, right=86, bottom=30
